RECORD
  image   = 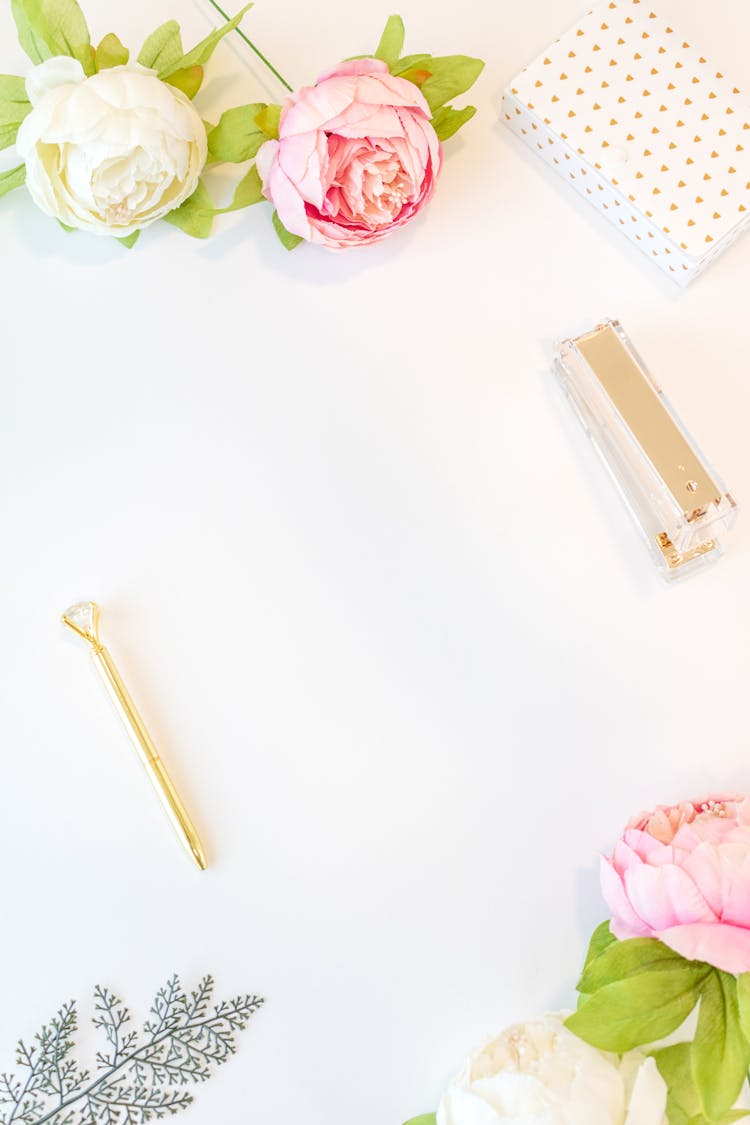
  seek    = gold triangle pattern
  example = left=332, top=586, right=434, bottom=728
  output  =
left=504, top=0, right=750, bottom=264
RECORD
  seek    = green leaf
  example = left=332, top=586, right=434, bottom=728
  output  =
left=161, top=167, right=262, bottom=238
left=398, top=66, right=431, bottom=88
left=430, top=103, right=476, bottom=141
left=565, top=965, right=707, bottom=1052
left=159, top=3, right=253, bottom=78
left=254, top=103, right=281, bottom=140
left=417, top=55, right=484, bottom=113
left=581, top=921, right=618, bottom=974
left=116, top=230, right=140, bottom=248
left=692, top=970, right=750, bottom=1122
left=0, top=74, right=31, bottom=104
left=57, top=218, right=74, bottom=231
left=652, top=1043, right=749, bottom=1125
left=653, top=1043, right=701, bottom=1125
left=677, top=1114, right=750, bottom=1125
left=576, top=922, right=618, bottom=1007
left=162, top=179, right=215, bottom=239
left=0, top=162, right=25, bottom=197
left=736, top=972, right=750, bottom=1044
left=272, top=210, right=303, bottom=250
left=403, top=1117, right=436, bottom=1125
left=95, top=31, right=129, bottom=69
left=164, top=66, right=204, bottom=99
left=11, top=0, right=51, bottom=64
left=137, top=20, right=183, bottom=71
left=207, top=103, right=268, bottom=162
left=374, top=14, right=405, bottom=67
left=0, top=75, right=31, bottom=151
left=11, top=0, right=94, bottom=75
left=226, top=164, right=264, bottom=209
left=390, top=53, right=431, bottom=76
left=578, top=936, right=689, bottom=997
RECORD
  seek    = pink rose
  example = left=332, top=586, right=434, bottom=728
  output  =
left=601, top=795, right=750, bottom=973
left=255, top=58, right=442, bottom=249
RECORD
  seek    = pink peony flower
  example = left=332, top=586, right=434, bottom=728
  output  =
left=601, top=795, right=750, bottom=973
left=255, top=58, right=442, bottom=249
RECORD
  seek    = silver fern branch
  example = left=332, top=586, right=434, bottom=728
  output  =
left=0, top=977, right=263, bottom=1125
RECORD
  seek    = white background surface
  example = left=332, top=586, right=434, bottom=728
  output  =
left=2, top=0, right=750, bottom=1122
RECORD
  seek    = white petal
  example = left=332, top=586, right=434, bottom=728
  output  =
left=26, top=56, right=85, bottom=106
left=622, top=1057, right=668, bottom=1125
left=437, top=1085, right=501, bottom=1125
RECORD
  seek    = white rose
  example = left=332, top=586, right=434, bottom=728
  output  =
left=437, top=1013, right=667, bottom=1125
left=16, top=56, right=207, bottom=236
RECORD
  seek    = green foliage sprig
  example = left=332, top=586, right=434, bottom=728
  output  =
left=566, top=922, right=750, bottom=1125
left=0, top=975, right=263, bottom=1124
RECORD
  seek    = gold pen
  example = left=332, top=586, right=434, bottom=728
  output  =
left=61, top=601, right=207, bottom=871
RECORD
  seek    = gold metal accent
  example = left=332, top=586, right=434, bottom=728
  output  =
left=656, top=532, right=717, bottom=569
left=62, top=601, right=207, bottom=871
left=576, top=322, right=721, bottom=520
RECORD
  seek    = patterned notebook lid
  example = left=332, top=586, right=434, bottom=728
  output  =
left=509, top=0, right=750, bottom=260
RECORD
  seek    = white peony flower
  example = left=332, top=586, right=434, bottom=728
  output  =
left=437, top=1013, right=668, bottom=1125
left=16, top=56, right=207, bottom=236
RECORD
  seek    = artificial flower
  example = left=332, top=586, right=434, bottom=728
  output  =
left=600, top=794, right=750, bottom=973
left=2, top=6, right=482, bottom=250
left=1, top=0, right=254, bottom=244
left=16, top=58, right=207, bottom=238
left=255, top=57, right=441, bottom=249
left=436, top=1012, right=667, bottom=1125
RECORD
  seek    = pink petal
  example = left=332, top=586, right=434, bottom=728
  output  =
left=323, top=104, right=408, bottom=140
left=671, top=823, right=708, bottom=850
left=716, top=847, right=750, bottom=927
left=255, top=138, right=279, bottom=191
left=316, top=58, right=390, bottom=82
left=613, top=839, right=644, bottom=877
left=266, top=159, right=311, bottom=239
left=623, top=864, right=717, bottom=930
left=398, top=109, right=440, bottom=180
left=641, top=807, right=684, bottom=844
left=657, top=922, right=750, bottom=973
left=690, top=817, right=739, bottom=847
left=349, top=72, right=432, bottom=114
left=724, top=824, right=750, bottom=848
left=600, top=856, right=652, bottom=936
left=680, top=842, right=750, bottom=927
left=282, top=69, right=431, bottom=138
left=307, top=212, right=382, bottom=247
left=680, top=843, right=725, bottom=917
left=623, top=827, right=665, bottom=860
left=277, top=132, right=326, bottom=208
left=646, top=846, right=679, bottom=868
left=281, top=78, right=361, bottom=137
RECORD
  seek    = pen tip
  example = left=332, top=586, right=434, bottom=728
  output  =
left=194, top=846, right=208, bottom=871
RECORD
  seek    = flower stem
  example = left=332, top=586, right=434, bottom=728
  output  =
left=205, top=0, right=294, bottom=92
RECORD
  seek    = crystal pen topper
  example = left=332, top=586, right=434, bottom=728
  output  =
left=61, top=601, right=207, bottom=869
left=554, top=320, right=737, bottom=580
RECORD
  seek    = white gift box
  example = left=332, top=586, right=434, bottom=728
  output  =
left=502, top=0, right=750, bottom=284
